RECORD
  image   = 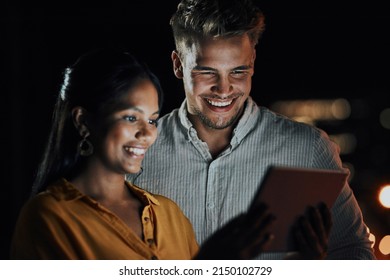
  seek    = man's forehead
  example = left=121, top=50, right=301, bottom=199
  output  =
left=183, top=38, right=255, bottom=67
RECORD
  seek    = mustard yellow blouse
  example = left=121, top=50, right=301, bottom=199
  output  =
left=10, top=178, right=199, bottom=260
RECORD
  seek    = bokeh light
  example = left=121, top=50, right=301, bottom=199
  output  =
left=379, top=108, right=390, bottom=130
left=378, top=185, right=390, bottom=208
left=379, top=235, right=390, bottom=255
left=270, top=98, right=351, bottom=125
left=329, top=133, right=357, bottom=155
left=367, top=227, right=376, bottom=248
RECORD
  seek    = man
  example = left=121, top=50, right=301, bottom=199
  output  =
left=128, top=0, right=375, bottom=259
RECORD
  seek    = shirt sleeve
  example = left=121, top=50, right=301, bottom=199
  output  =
left=312, top=129, right=376, bottom=259
left=10, top=196, right=79, bottom=259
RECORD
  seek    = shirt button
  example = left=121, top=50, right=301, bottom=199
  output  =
left=206, top=202, right=214, bottom=208
left=151, top=256, right=158, bottom=260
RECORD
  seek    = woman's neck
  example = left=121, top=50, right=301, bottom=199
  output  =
left=69, top=161, right=128, bottom=203
left=69, top=160, right=144, bottom=239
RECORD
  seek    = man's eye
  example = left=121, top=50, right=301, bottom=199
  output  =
left=194, top=70, right=214, bottom=76
left=231, top=70, right=246, bottom=76
left=124, top=116, right=136, bottom=122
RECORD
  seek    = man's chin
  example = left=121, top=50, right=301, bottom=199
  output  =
left=200, top=115, right=238, bottom=130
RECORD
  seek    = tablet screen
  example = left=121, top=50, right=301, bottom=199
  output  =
left=249, top=166, right=349, bottom=252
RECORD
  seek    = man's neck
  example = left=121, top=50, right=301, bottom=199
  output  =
left=189, top=116, right=234, bottom=158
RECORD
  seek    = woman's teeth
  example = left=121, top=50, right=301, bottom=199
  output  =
left=125, top=147, right=146, bottom=155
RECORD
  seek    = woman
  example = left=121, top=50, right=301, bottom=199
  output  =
left=10, top=48, right=274, bottom=260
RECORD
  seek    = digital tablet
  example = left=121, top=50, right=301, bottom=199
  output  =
left=248, top=166, right=349, bottom=252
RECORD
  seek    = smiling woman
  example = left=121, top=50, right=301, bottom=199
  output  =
left=30, top=48, right=165, bottom=197
left=9, top=48, right=275, bottom=260
left=9, top=48, right=196, bottom=260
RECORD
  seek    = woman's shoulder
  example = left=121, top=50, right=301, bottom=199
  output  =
left=19, top=179, right=75, bottom=216
left=20, top=190, right=61, bottom=215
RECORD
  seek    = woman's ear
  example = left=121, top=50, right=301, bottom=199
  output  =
left=171, top=50, right=183, bottom=79
left=71, top=107, right=89, bottom=137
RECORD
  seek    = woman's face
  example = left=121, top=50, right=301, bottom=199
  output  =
left=91, top=80, right=159, bottom=175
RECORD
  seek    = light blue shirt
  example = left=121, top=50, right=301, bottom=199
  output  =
left=127, top=97, right=375, bottom=259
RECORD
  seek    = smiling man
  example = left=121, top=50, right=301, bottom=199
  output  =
left=173, top=35, right=255, bottom=157
left=173, top=35, right=255, bottom=156
left=128, top=0, right=375, bottom=260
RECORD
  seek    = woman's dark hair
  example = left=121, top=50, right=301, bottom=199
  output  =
left=32, top=48, right=164, bottom=195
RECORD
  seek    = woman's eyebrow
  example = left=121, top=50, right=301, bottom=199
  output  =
left=124, top=106, right=159, bottom=116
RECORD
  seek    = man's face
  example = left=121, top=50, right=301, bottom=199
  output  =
left=173, top=35, right=256, bottom=130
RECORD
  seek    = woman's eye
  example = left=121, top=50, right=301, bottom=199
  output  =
left=124, top=116, right=136, bottom=122
left=149, top=119, right=158, bottom=127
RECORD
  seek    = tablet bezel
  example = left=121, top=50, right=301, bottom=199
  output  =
left=248, top=166, right=349, bottom=252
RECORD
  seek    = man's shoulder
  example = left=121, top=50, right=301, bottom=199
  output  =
left=158, top=108, right=181, bottom=127
left=259, top=106, right=317, bottom=129
left=255, top=106, right=326, bottom=142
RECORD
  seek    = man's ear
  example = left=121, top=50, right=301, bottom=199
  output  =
left=250, top=49, right=256, bottom=74
left=171, top=50, right=183, bottom=79
left=252, top=49, right=257, bottom=62
left=71, top=106, right=89, bottom=137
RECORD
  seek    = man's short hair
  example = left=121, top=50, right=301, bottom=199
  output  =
left=170, top=0, right=265, bottom=55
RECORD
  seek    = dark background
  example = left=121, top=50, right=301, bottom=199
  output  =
left=1, top=0, right=389, bottom=259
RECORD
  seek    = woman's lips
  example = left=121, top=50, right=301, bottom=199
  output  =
left=124, top=146, right=147, bottom=157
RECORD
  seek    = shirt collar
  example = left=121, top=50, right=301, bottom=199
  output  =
left=125, top=181, right=160, bottom=206
left=231, top=96, right=260, bottom=145
left=178, top=99, right=193, bottom=131
left=178, top=96, right=260, bottom=145
left=47, top=178, right=84, bottom=200
left=47, top=178, right=160, bottom=206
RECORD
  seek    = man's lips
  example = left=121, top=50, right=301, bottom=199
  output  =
left=203, top=97, right=239, bottom=112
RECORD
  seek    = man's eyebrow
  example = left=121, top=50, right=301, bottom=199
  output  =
left=193, top=65, right=252, bottom=71
left=233, top=65, right=252, bottom=71
left=193, top=66, right=215, bottom=71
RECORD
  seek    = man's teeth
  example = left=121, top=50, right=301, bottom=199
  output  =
left=125, top=147, right=146, bottom=155
left=207, top=99, right=233, bottom=107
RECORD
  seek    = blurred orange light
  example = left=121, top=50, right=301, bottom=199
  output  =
left=378, top=185, right=390, bottom=208
left=379, top=235, right=390, bottom=255
left=367, top=227, right=376, bottom=248
left=269, top=98, right=351, bottom=124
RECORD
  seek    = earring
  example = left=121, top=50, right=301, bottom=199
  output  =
left=78, top=135, right=93, bottom=156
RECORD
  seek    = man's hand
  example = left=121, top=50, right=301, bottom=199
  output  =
left=290, top=202, right=332, bottom=259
